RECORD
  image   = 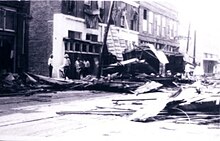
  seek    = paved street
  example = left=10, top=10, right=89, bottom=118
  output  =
left=0, top=90, right=219, bottom=141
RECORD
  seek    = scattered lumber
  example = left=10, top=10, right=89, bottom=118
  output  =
left=56, top=110, right=134, bottom=116
left=132, top=81, right=163, bottom=95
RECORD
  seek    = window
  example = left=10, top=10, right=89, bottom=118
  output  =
left=94, top=45, right=100, bottom=53
left=131, top=9, right=138, bottom=31
left=82, top=44, right=87, bottom=52
left=75, top=43, right=80, bottom=51
left=64, top=42, right=68, bottom=50
left=143, top=9, right=148, bottom=32
left=0, top=8, right=4, bottom=29
left=120, top=16, right=125, bottom=27
left=143, top=9, right=147, bottom=20
left=174, top=22, right=178, bottom=37
left=86, top=34, right=98, bottom=42
left=143, top=19, right=147, bottom=32
left=167, top=19, right=170, bottom=38
left=170, top=20, right=174, bottom=38
left=130, top=20, right=134, bottom=30
left=148, top=11, right=153, bottom=34
left=0, top=7, right=16, bottom=31
left=162, top=16, right=166, bottom=37
left=68, top=31, right=82, bottom=39
left=89, top=45, right=93, bottom=52
left=156, top=15, right=161, bottom=36
left=5, top=10, right=16, bottom=31
left=70, top=42, right=73, bottom=51
left=66, top=0, right=76, bottom=13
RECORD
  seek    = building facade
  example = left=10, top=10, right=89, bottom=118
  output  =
left=138, top=1, right=184, bottom=74
left=0, top=1, right=30, bottom=74
left=27, top=0, right=183, bottom=78
left=203, top=52, right=219, bottom=75
left=28, top=0, right=140, bottom=78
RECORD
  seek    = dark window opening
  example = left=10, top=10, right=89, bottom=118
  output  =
left=94, top=46, right=100, bottom=53
left=86, top=34, right=98, bottom=42
left=130, top=20, right=137, bottom=31
left=0, top=9, right=4, bottom=29
left=68, top=31, right=81, bottom=39
left=65, top=42, right=68, bottom=50
left=82, top=44, right=87, bottom=52
left=75, top=43, right=80, bottom=51
left=89, top=45, right=93, bottom=52
left=120, top=16, right=125, bottom=27
left=70, top=42, right=73, bottom=51
left=67, top=1, right=76, bottom=14
left=143, top=9, right=147, bottom=20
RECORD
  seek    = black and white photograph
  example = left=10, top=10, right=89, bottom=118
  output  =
left=0, top=0, right=219, bottom=140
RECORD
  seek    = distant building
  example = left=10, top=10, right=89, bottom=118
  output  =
left=203, top=52, right=219, bottom=75
left=138, top=1, right=184, bottom=75
left=0, top=1, right=30, bottom=74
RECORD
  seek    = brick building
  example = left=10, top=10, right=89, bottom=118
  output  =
left=27, top=0, right=183, bottom=78
left=0, top=1, right=30, bottom=74
left=28, top=0, right=140, bottom=78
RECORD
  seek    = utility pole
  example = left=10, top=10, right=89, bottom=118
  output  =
left=97, top=1, right=115, bottom=78
left=193, top=30, right=196, bottom=66
left=186, top=23, right=191, bottom=54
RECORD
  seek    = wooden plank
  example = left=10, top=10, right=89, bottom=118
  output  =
left=112, top=98, right=157, bottom=102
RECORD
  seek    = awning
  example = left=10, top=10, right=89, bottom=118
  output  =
left=156, top=50, right=169, bottom=64
left=148, top=44, right=169, bottom=64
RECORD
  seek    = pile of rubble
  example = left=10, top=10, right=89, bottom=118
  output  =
left=0, top=72, right=177, bottom=96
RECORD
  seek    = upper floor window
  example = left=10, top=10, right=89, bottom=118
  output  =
left=120, top=15, right=125, bottom=27
left=0, top=8, right=4, bottom=29
left=0, top=7, right=17, bottom=32
left=148, top=11, right=153, bottom=34
left=86, top=33, right=98, bottom=42
left=143, top=9, right=147, bottom=20
left=68, top=31, right=82, bottom=39
left=162, top=16, right=166, bottom=37
left=66, top=0, right=76, bottom=13
left=156, top=14, right=161, bottom=36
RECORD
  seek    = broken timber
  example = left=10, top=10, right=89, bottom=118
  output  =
left=56, top=110, right=134, bottom=116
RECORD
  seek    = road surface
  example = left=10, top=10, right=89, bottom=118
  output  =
left=0, top=90, right=219, bottom=141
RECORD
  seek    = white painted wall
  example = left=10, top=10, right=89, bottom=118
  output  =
left=52, top=13, right=103, bottom=78
left=52, top=14, right=138, bottom=77
left=118, top=28, right=139, bottom=50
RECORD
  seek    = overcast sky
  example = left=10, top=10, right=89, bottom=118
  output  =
left=166, top=0, right=220, bottom=58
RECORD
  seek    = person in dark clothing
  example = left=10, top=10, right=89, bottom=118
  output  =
left=48, top=54, right=53, bottom=77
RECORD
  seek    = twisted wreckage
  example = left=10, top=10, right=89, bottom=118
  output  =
left=1, top=64, right=219, bottom=124
left=1, top=1, right=219, bottom=124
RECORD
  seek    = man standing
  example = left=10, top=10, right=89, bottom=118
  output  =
left=84, top=59, right=90, bottom=76
left=75, top=57, right=81, bottom=79
left=48, top=54, right=53, bottom=78
left=63, top=54, right=71, bottom=80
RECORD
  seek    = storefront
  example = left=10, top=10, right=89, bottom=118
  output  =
left=63, top=38, right=102, bottom=79
left=0, top=3, right=29, bottom=74
left=53, top=13, right=104, bottom=78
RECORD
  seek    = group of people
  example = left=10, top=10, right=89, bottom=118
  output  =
left=48, top=54, right=90, bottom=80
left=75, top=57, right=90, bottom=79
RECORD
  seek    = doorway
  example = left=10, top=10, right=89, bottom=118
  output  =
left=0, top=35, right=15, bottom=73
